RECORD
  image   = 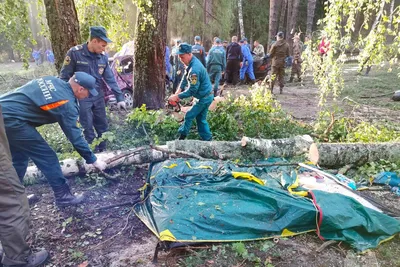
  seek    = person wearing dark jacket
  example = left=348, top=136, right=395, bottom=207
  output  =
left=224, top=36, right=242, bottom=85
left=0, top=72, right=107, bottom=207
left=192, top=36, right=207, bottom=67
left=59, top=26, right=126, bottom=152
left=268, top=31, right=290, bottom=94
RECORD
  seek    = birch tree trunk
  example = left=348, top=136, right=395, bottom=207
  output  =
left=133, top=0, right=168, bottom=109
left=238, top=0, right=245, bottom=39
left=23, top=136, right=400, bottom=180
left=268, top=0, right=279, bottom=49
left=313, top=143, right=400, bottom=168
left=43, top=0, right=80, bottom=73
left=306, top=0, right=317, bottom=35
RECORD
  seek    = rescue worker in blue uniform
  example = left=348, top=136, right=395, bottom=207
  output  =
left=192, top=36, right=207, bottom=67
left=168, top=43, right=214, bottom=141
left=0, top=108, right=49, bottom=266
left=0, top=72, right=108, bottom=207
left=206, top=38, right=226, bottom=96
left=60, top=26, right=126, bottom=152
left=239, top=39, right=256, bottom=85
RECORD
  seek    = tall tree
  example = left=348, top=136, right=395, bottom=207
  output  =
left=133, top=0, right=168, bottom=109
left=268, top=0, right=279, bottom=48
left=238, top=0, right=245, bottom=38
left=278, top=0, right=287, bottom=31
left=286, top=0, right=293, bottom=38
left=43, top=0, right=80, bottom=73
left=306, top=0, right=317, bottom=35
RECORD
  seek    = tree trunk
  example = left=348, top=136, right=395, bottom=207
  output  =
left=268, top=0, right=279, bottom=49
left=23, top=136, right=400, bottom=180
left=133, top=0, right=168, bottom=110
left=312, top=143, right=400, bottom=168
left=371, top=0, right=386, bottom=34
left=278, top=0, right=287, bottom=32
left=285, top=0, right=293, bottom=40
left=43, top=0, right=80, bottom=73
left=290, top=0, right=301, bottom=34
left=306, top=0, right=317, bottom=36
left=203, top=0, right=212, bottom=25
left=238, top=0, right=245, bottom=39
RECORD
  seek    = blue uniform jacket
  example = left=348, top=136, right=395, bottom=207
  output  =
left=241, top=45, right=253, bottom=64
left=0, top=76, right=97, bottom=164
left=178, top=56, right=212, bottom=100
left=192, top=43, right=207, bottom=67
left=206, top=46, right=226, bottom=71
left=59, top=43, right=124, bottom=102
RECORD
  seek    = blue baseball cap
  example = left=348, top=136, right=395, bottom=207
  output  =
left=243, top=37, right=248, bottom=41
left=74, top=72, right=98, bottom=96
left=90, top=26, right=112, bottom=43
left=215, top=38, right=221, bottom=44
left=194, top=36, right=201, bottom=41
left=176, top=43, right=192, bottom=54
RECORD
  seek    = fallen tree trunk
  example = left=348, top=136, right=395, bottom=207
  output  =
left=23, top=135, right=400, bottom=181
left=313, top=142, right=400, bottom=167
left=24, top=135, right=314, bottom=181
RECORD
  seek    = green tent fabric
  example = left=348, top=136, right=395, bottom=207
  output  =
left=310, top=190, right=400, bottom=251
left=134, top=158, right=400, bottom=251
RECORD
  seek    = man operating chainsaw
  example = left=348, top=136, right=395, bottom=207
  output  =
left=168, top=43, right=214, bottom=141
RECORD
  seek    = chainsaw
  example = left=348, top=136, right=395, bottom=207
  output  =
left=165, top=99, right=181, bottom=113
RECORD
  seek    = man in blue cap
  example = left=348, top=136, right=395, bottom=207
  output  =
left=60, top=26, right=126, bottom=152
left=0, top=72, right=108, bottom=208
left=206, top=38, right=226, bottom=96
left=192, top=36, right=206, bottom=67
left=168, top=43, right=214, bottom=141
left=238, top=39, right=256, bottom=85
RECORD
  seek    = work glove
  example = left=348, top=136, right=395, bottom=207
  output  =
left=93, top=159, right=107, bottom=171
left=117, top=101, right=127, bottom=111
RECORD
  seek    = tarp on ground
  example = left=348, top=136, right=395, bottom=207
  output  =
left=134, top=159, right=400, bottom=251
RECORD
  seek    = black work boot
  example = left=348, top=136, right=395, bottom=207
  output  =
left=3, top=250, right=48, bottom=267
left=178, top=134, right=186, bottom=140
left=279, top=87, right=283, bottom=94
left=53, top=184, right=84, bottom=207
left=288, top=77, right=294, bottom=83
left=237, top=79, right=245, bottom=86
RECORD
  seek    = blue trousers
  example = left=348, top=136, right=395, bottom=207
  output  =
left=240, top=61, right=255, bottom=80
left=179, top=94, right=214, bottom=140
left=79, top=96, right=108, bottom=150
left=208, top=65, right=222, bottom=95
left=4, top=120, right=66, bottom=187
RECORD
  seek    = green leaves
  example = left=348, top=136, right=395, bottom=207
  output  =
left=0, top=0, right=33, bottom=68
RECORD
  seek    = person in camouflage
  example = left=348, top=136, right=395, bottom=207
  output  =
left=289, top=34, right=303, bottom=83
left=268, top=32, right=290, bottom=94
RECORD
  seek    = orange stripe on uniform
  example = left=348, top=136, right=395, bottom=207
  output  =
left=40, top=100, right=69, bottom=111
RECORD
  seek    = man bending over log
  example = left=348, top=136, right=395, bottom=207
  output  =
left=0, top=72, right=107, bottom=207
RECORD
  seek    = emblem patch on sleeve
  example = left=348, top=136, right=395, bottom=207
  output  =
left=190, top=74, right=198, bottom=85
left=99, top=67, right=104, bottom=75
left=64, top=56, right=71, bottom=65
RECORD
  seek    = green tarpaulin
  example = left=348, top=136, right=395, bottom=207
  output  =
left=134, top=159, right=400, bottom=251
